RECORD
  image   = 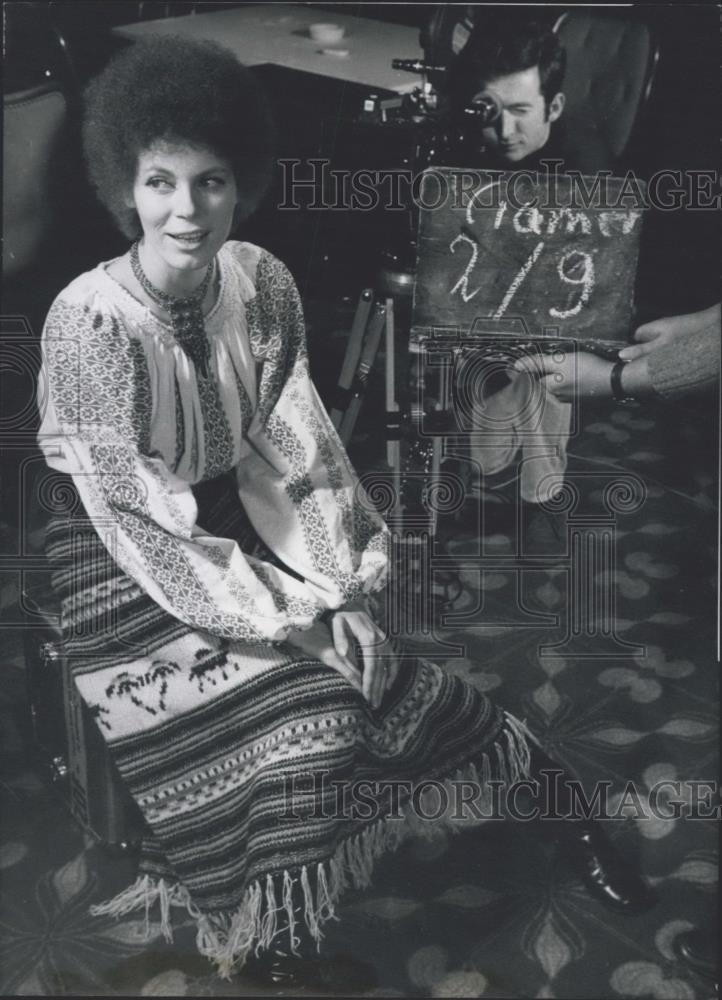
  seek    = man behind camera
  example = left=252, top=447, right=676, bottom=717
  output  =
left=445, top=15, right=614, bottom=174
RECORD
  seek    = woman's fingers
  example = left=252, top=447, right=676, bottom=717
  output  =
left=330, top=614, right=350, bottom=659
left=286, top=622, right=362, bottom=691
left=363, top=660, right=376, bottom=707
left=386, top=649, right=401, bottom=689
left=363, top=658, right=386, bottom=709
left=333, top=610, right=384, bottom=688
left=331, top=654, right=364, bottom=692
left=356, top=621, right=378, bottom=681
left=327, top=610, right=405, bottom=708
left=370, top=638, right=404, bottom=709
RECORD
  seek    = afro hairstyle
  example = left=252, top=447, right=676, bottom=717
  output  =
left=82, top=35, right=276, bottom=239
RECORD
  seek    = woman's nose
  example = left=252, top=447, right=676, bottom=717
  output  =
left=172, top=183, right=198, bottom=217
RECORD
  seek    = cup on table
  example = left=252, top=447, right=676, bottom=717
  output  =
left=309, top=23, right=346, bottom=45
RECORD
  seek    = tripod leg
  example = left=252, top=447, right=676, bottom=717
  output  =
left=427, top=349, right=453, bottom=538
left=384, top=297, right=402, bottom=513
left=338, top=302, right=386, bottom=446
left=329, top=288, right=374, bottom=430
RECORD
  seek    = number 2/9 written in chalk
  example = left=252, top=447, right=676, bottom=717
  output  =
left=448, top=192, right=642, bottom=322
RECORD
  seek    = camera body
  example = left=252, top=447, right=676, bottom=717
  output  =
left=362, top=61, right=502, bottom=173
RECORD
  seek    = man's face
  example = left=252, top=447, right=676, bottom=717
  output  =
left=477, top=65, right=564, bottom=163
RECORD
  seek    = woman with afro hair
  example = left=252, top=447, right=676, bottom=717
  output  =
left=36, top=34, right=654, bottom=990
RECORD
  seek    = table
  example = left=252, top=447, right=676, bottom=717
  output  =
left=114, top=4, right=423, bottom=93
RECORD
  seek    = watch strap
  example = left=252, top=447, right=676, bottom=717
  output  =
left=610, top=360, right=635, bottom=403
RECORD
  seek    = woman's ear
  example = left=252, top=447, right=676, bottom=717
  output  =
left=548, top=92, right=565, bottom=123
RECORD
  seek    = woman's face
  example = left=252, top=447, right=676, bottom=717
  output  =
left=129, top=140, right=238, bottom=285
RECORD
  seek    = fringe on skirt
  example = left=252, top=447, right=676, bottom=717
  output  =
left=90, top=712, right=532, bottom=979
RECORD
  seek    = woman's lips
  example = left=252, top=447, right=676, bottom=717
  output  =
left=168, top=231, right=208, bottom=246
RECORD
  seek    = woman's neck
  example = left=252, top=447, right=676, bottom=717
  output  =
left=136, top=240, right=210, bottom=299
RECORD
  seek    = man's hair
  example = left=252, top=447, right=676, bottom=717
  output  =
left=447, top=17, right=566, bottom=112
left=83, top=36, right=276, bottom=238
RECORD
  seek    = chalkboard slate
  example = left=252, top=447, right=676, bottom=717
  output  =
left=412, top=169, right=647, bottom=348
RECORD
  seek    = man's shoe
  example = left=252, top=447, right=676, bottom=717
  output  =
left=560, top=822, right=658, bottom=915
left=674, top=927, right=718, bottom=982
left=526, top=746, right=656, bottom=915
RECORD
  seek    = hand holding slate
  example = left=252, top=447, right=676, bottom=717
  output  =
left=513, top=303, right=722, bottom=402
left=513, top=349, right=619, bottom=402
left=619, top=303, right=721, bottom=362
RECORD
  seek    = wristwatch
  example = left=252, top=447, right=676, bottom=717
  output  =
left=610, top=360, right=636, bottom=403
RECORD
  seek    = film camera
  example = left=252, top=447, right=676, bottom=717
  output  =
left=354, top=53, right=504, bottom=295
left=360, top=59, right=503, bottom=165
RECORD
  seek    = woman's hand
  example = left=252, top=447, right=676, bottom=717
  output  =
left=513, top=350, right=613, bottom=402
left=285, top=620, right=363, bottom=693
left=328, top=598, right=401, bottom=709
left=619, top=304, right=721, bottom=362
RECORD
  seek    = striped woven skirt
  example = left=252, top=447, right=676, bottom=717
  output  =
left=44, top=471, right=532, bottom=978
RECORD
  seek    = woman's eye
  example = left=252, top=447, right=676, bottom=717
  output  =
left=201, top=177, right=225, bottom=189
left=147, top=177, right=173, bottom=190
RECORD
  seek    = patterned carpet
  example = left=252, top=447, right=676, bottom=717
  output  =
left=0, top=305, right=718, bottom=998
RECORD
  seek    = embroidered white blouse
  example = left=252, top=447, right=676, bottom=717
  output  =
left=37, top=241, right=389, bottom=643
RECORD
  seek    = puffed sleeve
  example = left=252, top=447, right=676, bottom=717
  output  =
left=236, top=251, right=390, bottom=609
left=36, top=284, right=345, bottom=644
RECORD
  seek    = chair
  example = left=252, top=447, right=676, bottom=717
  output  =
left=4, top=5, right=143, bottom=850
left=2, top=83, right=68, bottom=281
left=2, top=1, right=83, bottom=294
left=19, top=463, right=145, bottom=850
left=3, top=6, right=77, bottom=543
left=553, top=11, right=659, bottom=167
